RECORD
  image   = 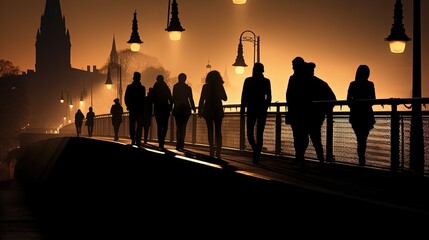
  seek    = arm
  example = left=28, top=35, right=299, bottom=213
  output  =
left=188, top=86, right=196, bottom=112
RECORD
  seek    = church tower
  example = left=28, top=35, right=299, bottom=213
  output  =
left=109, top=35, right=119, bottom=66
left=35, top=0, right=71, bottom=73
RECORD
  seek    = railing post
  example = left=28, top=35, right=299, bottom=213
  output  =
left=391, top=102, right=400, bottom=171
left=192, top=114, right=196, bottom=144
left=326, top=110, right=334, bottom=163
left=275, top=104, right=282, bottom=156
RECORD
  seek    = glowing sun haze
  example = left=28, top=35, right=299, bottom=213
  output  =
left=1, top=0, right=428, bottom=107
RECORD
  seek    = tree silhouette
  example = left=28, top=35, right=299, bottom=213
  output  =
left=0, top=59, right=21, bottom=77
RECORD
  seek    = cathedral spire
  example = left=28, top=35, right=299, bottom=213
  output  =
left=109, top=34, right=119, bottom=65
left=36, top=0, right=71, bottom=73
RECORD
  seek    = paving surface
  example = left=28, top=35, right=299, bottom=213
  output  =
left=1, top=136, right=428, bottom=238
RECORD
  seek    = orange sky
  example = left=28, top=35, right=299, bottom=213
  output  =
left=1, top=0, right=428, bottom=107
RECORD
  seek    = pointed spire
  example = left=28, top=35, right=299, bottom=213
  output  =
left=110, top=34, right=118, bottom=65
left=36, top=0, right=71, bottom=72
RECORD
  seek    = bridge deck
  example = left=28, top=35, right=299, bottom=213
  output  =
left=1, top=136, right=429, bottom=238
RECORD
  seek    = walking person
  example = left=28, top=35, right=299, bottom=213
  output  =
left=307, top=62, right=336, bottom=164
left=85, top=107, right=95, bottom=137
left=124, top=72, right=146, bottom=147
left=240, top=62, right=272, bottom=164
left=74, top=109, right=85, bottom=137
left=151, top=75, right=173, bottom=150
left=172, top=73, right=196, bottom=150
left=110, top=98, right=124, bottom=141
left=286, top=56, right=311, bottom=166
left=347, top=64, right=376, bottom=166
left=143, top=87, right=153, bottom=144
left=198, top=70, right=227, bottom=158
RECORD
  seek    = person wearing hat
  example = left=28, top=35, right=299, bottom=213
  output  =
left=110, top=98, right=124, bottom=141
left=240, top=62, right=272, bottom=164
left=124, top=72, right=146, bottom=146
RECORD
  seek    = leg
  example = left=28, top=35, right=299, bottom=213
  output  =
left=143, top=124, right=149, bottom=144
left=292, top=123, right=309, bottom=165
left=129, top=113, right=136, bottom=145
left=309, top=123, right=324, bottom=163
left=205, top=119, right=214, bottom=157
left=214, top=117, right=223, bottom=158
left=135, top=114, right=144, bottom=147
left=354, top=126, right=370, bottom=166
left=246, top=115, right=257, bottom=151
left=254, top=115, right=267, bottom=163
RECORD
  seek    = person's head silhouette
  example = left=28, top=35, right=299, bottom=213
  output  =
left=355, top=65, right=370, bottom=82
left=252, top=62, right=264, bottom=76
left=292, top=56, right=305, bottom=72
left=133, top=72, right=141, bottom=82
left=178, top=73, right=187, bottom=83
left=156, top=75, right=164, bottom=82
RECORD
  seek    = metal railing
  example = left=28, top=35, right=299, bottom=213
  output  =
left=59, top=98, right=429, bottom=173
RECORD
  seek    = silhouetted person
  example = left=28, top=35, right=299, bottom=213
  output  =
left=74, top=109, right=84, bottom=137
left=124, top=72, right=146, bottom=147
left=286, top=56, right=310, bottom=166
left=152, top=75, right=173, bottom=149
left=198, top=70, right=227, bottom=158
left=85, top=107, right=95, bottom=137
left=143, top=87, right=153, bottom=144
left=240, top=62, right=272, bottom=164
left=110, top=98, right=124, bottom=141
left=307, top=62, right=336, bottom=164
left=347, top=64, right=376, bottom=166
left=172, top=73, right=196, bottom=150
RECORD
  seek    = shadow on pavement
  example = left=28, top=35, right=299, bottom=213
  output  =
left=8, top=137, right=428, bottom=238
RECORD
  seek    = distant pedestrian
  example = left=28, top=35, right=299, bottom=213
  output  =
left=347, top=64, right=376, bottom=166
left=124, top=71, right=146, bottom=147
left=172, top=73, right=196, bottom=150
left=143, top=87, right=153, bottom=144
left=198, top=70, right=227, bottom=158
left=240, top=62, right=272, bottom=164
left=110, top=98, right=124, bottom=141
left=74, top=109, right=85, bottom=137
left=152, top=75, right=173, bottom=150
left=85, top=107, right=95, bottom=137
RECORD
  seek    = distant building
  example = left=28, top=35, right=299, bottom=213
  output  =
left=0, top=0, right=105, bottom=130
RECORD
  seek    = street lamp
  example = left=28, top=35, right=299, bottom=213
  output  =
left=166, top=0, right=185, bottom=41
left=105, top=67, right=113, bottom=90
left=386, top=0, right=424, bottom=173
left=106, top=62, right=123, bottom=105
left=232, top=30, right=260, bottom=75
left=79, top=92, right=84, bottom=105
left=233, top=0, right=247, bottom=4
left=127, top=11, right=143, bottom=52
left=59, top=89, right=73, bottom=123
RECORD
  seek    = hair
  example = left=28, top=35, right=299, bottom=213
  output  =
left=206, top=70, right=223, bottom=85
left=252, top=62, right=264, bottom=76
left=355, top=65, right=370, bottom=82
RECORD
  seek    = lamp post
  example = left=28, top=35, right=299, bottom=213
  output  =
left=127, top=11, right=143, bottom=52
left=232, top=30, right=260, bottom=75
left=166, top=0, right=185, bottom=41
left=60, top=89, right=74, bottom=124
left=386, top=0, right=424, bottom=173
left=106, top=62, right=123, bottom=105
